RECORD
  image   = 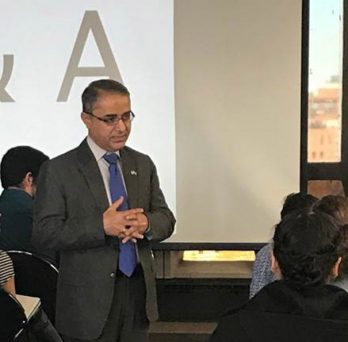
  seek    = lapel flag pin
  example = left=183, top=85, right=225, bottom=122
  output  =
left=130, top=170, right=137, bottom=176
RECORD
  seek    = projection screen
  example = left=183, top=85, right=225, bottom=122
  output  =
left=0, top=0, right=301, bottom=243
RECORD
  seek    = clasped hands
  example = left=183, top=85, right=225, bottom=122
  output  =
left=103, top=196, right=148, bottom=243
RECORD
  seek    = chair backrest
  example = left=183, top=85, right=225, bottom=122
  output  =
left=0, top=289, right=27, bottom=341
left=7, top=250, right=58, bottom=324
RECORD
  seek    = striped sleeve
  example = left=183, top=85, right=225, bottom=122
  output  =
left=0, top=250, right=15, bottom=287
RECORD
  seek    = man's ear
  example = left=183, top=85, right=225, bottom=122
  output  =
left=20, top=172, right=34, bottom=196
left=81, top=112, right=92, bottom=128
left=271, top=252, right=282, bottom=279
left=330, top=257, right=342, bottom=279
left=23, top=172, right=33, bottom=186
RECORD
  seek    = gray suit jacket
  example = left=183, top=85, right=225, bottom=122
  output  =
left=32, top=140, right=175, bottom=339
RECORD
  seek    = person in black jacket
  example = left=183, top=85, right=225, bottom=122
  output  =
left=211, top=209, right=348, bottom=342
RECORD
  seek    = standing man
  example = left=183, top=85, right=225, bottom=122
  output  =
left=32, top=79, right=175, bottom=341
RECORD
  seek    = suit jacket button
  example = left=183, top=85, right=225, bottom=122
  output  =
left=110, top=272, right=115, bottom=278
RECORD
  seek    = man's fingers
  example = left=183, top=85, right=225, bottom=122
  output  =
left=110, top=196, right=124, bottom=210
left=121, top=236, right=132, bottom=243
left=109, top=199, right=143, bottom=216
left=124, top=223, right=147, bottom=235
left=121, top=226, right=144, bottom=242
left=122, top=233, right=143, bottom=243
left=124, top=208, right=144, bottom=217
left=125, top=213, right=141, bottom=221
left=123, top=226, right=137, bottom=236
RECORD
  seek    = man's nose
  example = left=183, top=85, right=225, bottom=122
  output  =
left=114, top=119, right=126, bottom=131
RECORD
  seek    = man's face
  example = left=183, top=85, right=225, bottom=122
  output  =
left=82, top=92, right=132, bottom=152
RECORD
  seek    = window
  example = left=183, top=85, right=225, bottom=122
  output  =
left=307, top=0, right=343, bottom=163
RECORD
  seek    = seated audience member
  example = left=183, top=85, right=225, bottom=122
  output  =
left=313, top=196, right=348, bottom=292
left=314, top=195, right=348, bottom=225
left=333, top=225, right=348, bottom=292
left=249, top=193, right=318, bottom=298
left=0, top=249, right=15, bottom=296
left=212, top=210, right=348, bottom=342
left=0, top=249, right=62, bottom=342
left=0, top=146, right=56, bottom=264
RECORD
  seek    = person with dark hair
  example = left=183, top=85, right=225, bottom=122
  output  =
left=0, top=146, right=56, bottom=262
left=249, top=192, right=318, bottom=298
left=82, top=78, right=130, bottom=114
left=313, top=196, right=348, bottom=292
left=314, top=195, right=348, bottom=225
left=333, top=224, right=348, bottom=291
left=0, top=146, right=48, bottom=189
left=211, top=210, right=348, bottom=342
left=32, top=79, right=175, bottom=342
left=280, top=192, right=318, bottom=219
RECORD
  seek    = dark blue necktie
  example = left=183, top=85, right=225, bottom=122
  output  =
left=103, top=153, right=137, bottom=277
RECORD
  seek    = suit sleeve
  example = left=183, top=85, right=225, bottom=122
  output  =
left=32, top=161, right=106, bottom=251
left=145, top=157, right=175, bottom=242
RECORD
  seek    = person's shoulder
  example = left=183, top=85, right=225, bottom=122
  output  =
left=45, top=145, right=81, bottom=167
left=325, top=283, right=348, bottom=301
left=253, top=243, right=272, bottom=270
left=212, top=309, right=247, bottom=341
left=256, top=243, right=272, bottom=257
left=0, top=249, right=11, bottom=263
left=0, top=188, right=32, bottom=210
left=247, top=280, right=286, bottom=310
left=37, top=145, right=83, bottom=181
left=122, top=146, right=152, bottom=163
left=332, top=279, right=348, bottom=293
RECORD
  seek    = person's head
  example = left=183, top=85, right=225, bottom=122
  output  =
left=336, top=224, right=348, bottom=281
left=280, top=192, right=318, bottom=219
left=314, top=195, right=348, bottom=225
left=0, top=146, right=49, bottom=196
left=81, top=79, right=133, bottom=152
left=272, top=210, right=341, bottom=286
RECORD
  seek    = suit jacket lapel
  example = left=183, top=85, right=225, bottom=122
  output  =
left=120, top=148, right=139, bottom=209
left=76, top=140, right=109, bottom=212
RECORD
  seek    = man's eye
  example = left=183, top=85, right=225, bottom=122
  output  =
left=122, top=113, right=131, bottom=120
left=104, top=117, right=118, bottom=124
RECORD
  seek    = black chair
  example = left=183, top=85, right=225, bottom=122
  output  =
left=0, top=289, right=27, bottom=341
left=7, top=251, right=58, bottom=325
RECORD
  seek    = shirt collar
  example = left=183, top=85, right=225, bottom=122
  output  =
left=86, top=136, right=120, bottom=162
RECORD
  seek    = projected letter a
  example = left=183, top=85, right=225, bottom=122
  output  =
left=57, top=11, right=123, bottom=102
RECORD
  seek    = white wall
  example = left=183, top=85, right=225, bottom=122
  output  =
left=172, top=0, right=302, bottom=242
